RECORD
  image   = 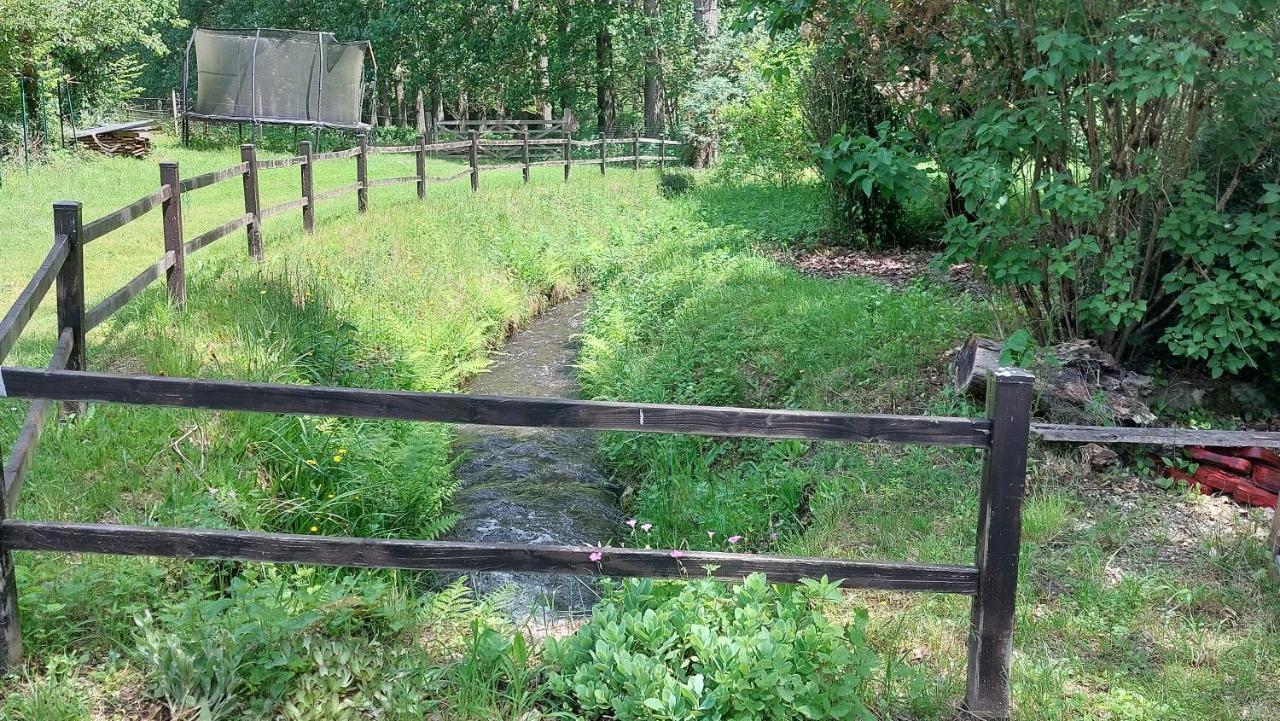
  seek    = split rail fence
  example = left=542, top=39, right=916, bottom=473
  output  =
left=0, top=131, right=1029, bottom=719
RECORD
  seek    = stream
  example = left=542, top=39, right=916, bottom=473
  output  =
left=443, top=296, right=623, bottom=621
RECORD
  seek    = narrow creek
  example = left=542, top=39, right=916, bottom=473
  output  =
left=443, top=296, right=623, bottom=621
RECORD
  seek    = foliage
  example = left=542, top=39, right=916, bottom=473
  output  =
left=743, top=0, right=1280, bottom=375
left=544, top=575, right=878, bottom=721
left=713, top=36, right=811, bottom=187
left=0, top=674, right=90, bottom=721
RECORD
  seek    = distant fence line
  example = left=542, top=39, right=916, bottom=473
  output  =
left=0, top=131, right=1028, bottom=720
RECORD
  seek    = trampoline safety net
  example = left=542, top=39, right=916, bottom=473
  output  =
left=187, top=28, right=371, bottom=129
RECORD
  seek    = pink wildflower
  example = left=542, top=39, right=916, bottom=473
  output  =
left=626, top=519, right=638, bottom=529
left=641, top=523, right=653, bottom=532
left=669, top=550, right=685, bottom=559
left=728, top=535, right=743, bottom=545
left=589, top=551, right=603, bottom=563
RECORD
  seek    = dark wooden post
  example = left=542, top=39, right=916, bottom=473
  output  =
left=964, top=367, right=1034, bottom=720
left=356, top=133, right=369, bottom=212
left=53, top=201, right=87, bottom=417
left=240, top=144, right=262, bottom=261
left=562, top=130, right=571, bottom=182
left=159, top=162, right=185, bottom=309
left=598, top=132, right=606, bottom=174
left=469, top=131, right=479, bottom=192
left=659, top=136, right=666, bottom=172
left=299, top=141, right=315, bottom=232
left=633, top=130, right=640, bottom=170
left=1272, top=494, right=1280, bottom=581
left=521, top=131, right=530, bottom=184
left=416, top=133, right=427, bottom=200
left=0, top=459, right=18, bottom=671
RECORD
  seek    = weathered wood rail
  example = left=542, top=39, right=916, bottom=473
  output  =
left=0, top=130, right=1027, bottom=719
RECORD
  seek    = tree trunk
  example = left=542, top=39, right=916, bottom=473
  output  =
left=395, top=68, right=407, bottom=128
left=596, top=1, right=617, bottom=134
left=415, top=89, right=426, bottom=134
left=643, top=0, right=662, bottom=136
left=690, top=0, right=720, bottom=167
left=558, top=0, right=577, bottom=119
left=537, top=33, right=553, bottom=121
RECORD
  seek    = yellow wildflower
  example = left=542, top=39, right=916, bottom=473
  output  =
left=332, top=454, right=343, bottom=463
left=305, top=459, right=317, bottom=466
left=309, top=526, right=319, bottom=533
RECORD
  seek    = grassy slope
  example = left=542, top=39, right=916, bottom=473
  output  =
left=0, top=138, right=675, bottom=718
left=579, top=183, right=1280, bottom=720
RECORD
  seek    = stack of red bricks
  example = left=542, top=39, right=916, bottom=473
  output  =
left=1164, top=447, right=1280, bottom=508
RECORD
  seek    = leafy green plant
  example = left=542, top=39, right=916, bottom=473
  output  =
left=0, top=674, right=90, bottom=721
left=544, top=574, right=878, bottom=721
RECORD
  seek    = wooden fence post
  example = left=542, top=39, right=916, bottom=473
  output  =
left=562, top=130, right=571, bottom=182
left=633, top=130, right=640, bottom=170
left=964, top=367, right=1034, bottom=720
left=416, top=133, right=427, bottom=200
left=53, top=201, right=86, bottom=417
left=299, top=141, right=315, bottom=232
left=240, top=144, right=262, bottom=261
left=598, top=132, right=606, bottom=175
left=357, top=133, right=369, bottom=212
left=469, top=131, right=479, bottom=192
left=521, top=131, right=530, bottom=184
left=159, top=162, right=185, bottom=309
left=0, top=465, right=18, bottom=672
left=659, top=136, right=666, bottom=172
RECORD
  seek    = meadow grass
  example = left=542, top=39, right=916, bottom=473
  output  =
left=0, top=135, right=679, bottom=718
left=579, top=182, right=1280, bottom=720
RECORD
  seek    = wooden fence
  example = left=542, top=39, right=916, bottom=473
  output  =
left=0, top=132, right=1028, bottom=719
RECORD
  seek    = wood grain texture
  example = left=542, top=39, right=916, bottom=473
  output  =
left=367, top=144, right=420, bottom=155
left=356, top=135, right=369, bottom=212
left=300, top=141, right=316, bottom=232
left=85, top=252, right=175, bottom=330
left=240, top=144, right=263, bottom=261
left=0, top=520, right=979, bottom=593
left=311, top=147, right=362, bottom=162
left=2, top=328, right=73, bottom=513
left=81, top=186, right=171, bottom=243
left=184, top=214, right=253, bottom=256
left=53, top=202, right=87, bottom=418
left=1032, top=423, right=1280, bottom=449
left=365, top=176, right=418, bottom=189
left=420, top=140, right=472, bottom=153
left=965, top=368, right=1034, bottom=720
left=311, top=182, right=363, bottom=204
left=259, top=196, right=310, bottom=220
left=426, top=170, right=473, bottom=183
left=160, top=162, right=185, bottom=309
left=0, top=237, right=68, bottom=364
left=0, top=368, right=992, bottom=447
left=255, top=156, right=307, bottom=170
left=178, top=163, right=248, bottom=193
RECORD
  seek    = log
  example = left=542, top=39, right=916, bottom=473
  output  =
left=951, top=335, right=1156, bottom=427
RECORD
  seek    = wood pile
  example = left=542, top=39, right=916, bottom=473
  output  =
left=950, top=335, right=1156, bottom=426
left=1162, top=446, right=1280, bottom=508
left=74, top=121, right=156, bottom=158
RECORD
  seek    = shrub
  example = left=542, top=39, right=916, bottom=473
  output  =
left=544, top=574, right=878, bottom=721
left=717, top=38, right=812, bottom=187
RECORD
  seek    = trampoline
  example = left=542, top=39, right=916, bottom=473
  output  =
left=181, top=27, right=377, bottom=139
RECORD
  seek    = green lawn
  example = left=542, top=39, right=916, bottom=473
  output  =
left=1, top=137, right=1277, bottom=720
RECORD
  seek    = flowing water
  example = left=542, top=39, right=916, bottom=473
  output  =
left=444, top=296, right=622, bottom=620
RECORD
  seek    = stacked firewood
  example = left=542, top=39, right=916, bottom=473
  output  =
left=1163, top=447, right=1280, bottom=508
left=73, top=121, right=156, bottom=158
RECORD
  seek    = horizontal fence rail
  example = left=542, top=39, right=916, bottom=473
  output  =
left=82, top=187, right=171, bottom=243
left=0, top=368, right=993, bottom=448
left=179, top=163, right=248, bottom=193
left=0, top=238, right=69, bottom=364
left=84, top=252, right=175, bottom=330
left=0, top=521, right=980, bottom=593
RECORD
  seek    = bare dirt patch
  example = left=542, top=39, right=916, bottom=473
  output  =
left=773, top=246, right=986, bottom=295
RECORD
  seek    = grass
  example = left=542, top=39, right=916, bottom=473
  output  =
left=2, top=136, right=1278, bottom=720
left=578, top=182, right=1280, bottom=720
left=0, top=133, right=679, bottom=718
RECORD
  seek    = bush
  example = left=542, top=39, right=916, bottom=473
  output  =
left=716, top=39, right=812, bottom=187
left=544, top=574, right=878, bottom=721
